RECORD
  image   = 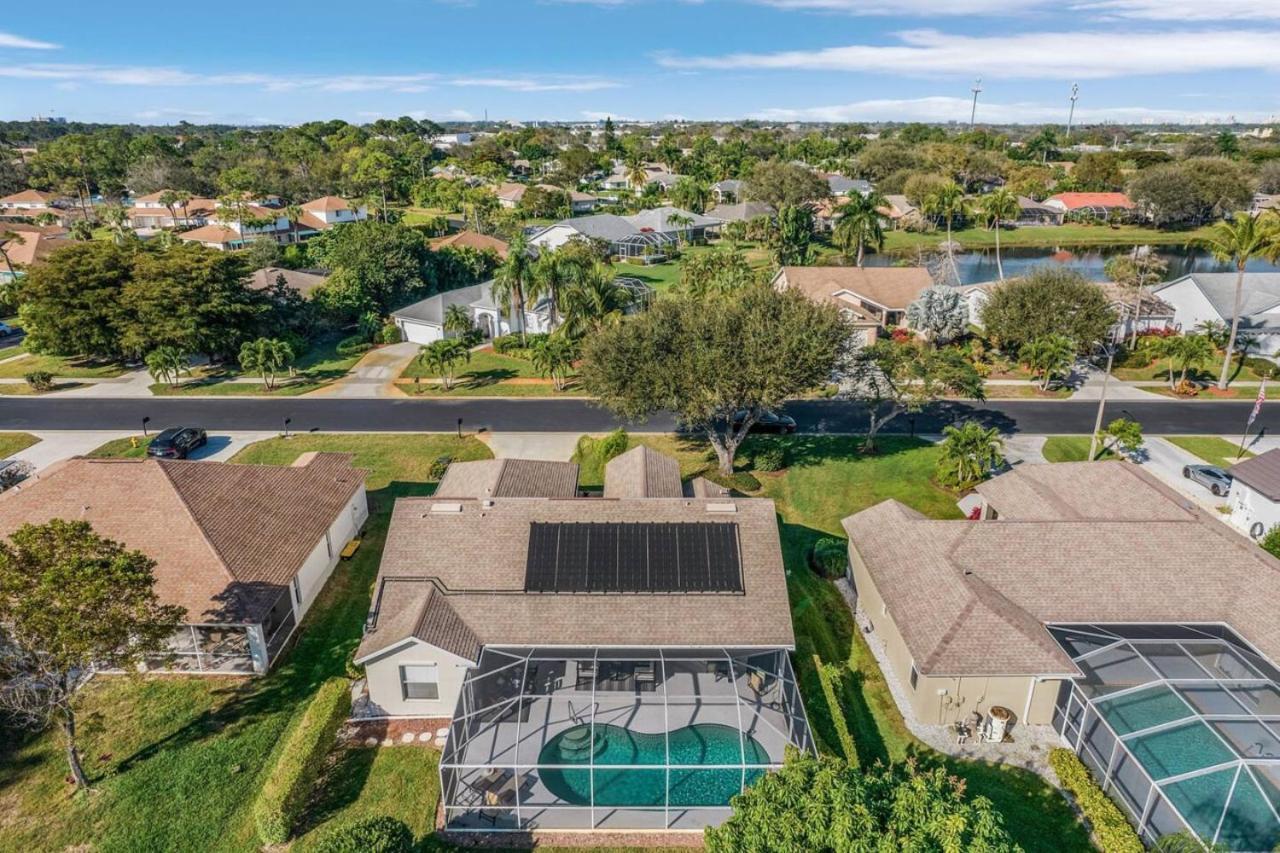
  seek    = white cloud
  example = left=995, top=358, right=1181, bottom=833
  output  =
left=751, top=96, right=1268, bottom=124
left=135, top=108, right=216, bottom=120
left=657, top=29, right=1280, bottom=79
left=754, top=0, right=1031, bottom=14
left=447, top=76, right=619, bottom=92
left=0, top=31, right=58, bottom=49
left=581, top=110, right=635, bottom=121
left=442, top=108, right=476, bottom=120
left=1069, top=0, right=1280, bottom=19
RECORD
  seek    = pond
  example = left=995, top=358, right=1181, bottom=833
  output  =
left=865, top=245, right=1280, bottom=285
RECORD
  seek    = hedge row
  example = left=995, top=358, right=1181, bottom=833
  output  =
left=253, top=677, right=351, bottom=845
left=336, top=334, right=375, bottom=358
left=812, top=654, right=858, bottom=767
left=1048, top=748, right=1143, bottom=853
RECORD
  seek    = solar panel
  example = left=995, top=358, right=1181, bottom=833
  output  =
left=524, top=522, right=742, bottom=594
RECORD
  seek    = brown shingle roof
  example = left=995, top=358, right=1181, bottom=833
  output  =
left=604, top=446, right=683, bottom=498
left=435, top=459, right=579, bottom=499
left=247, top=266, right=330, bottom=296
left=773, top=265, right=935, bottom=313
left=428, top=230, right=510, bottom=259
left=357, top=578, right=482, bottom=662
left=0, top=455, right=365, bottom=624
left=1230, top=448, right=1280, bottom=501
left=844, top=463, right=1280, bottom=677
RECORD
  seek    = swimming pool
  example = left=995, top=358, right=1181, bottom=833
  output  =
left=537, top=723, right=771, bottom=807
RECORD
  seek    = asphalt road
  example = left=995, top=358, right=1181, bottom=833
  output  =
left=0, top=397, right=1273, bottom=437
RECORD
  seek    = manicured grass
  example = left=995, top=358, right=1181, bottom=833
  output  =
left=149, top=379, right=326, bottom=397
left=1165, top=436, right=1253, bottom=469
left=0, top=434, right=491, bottom=853
left=572, top=433, right=713, bottom=491
left=1042, top=435, right=1117, bottom=463
left=0, top=432, right=39, bottom=457
left=400, top=348, right=540, bottom=381
left=0, top=348, right=129, bottom=379
left=878, top=222, right=1217, bottom=252
left=146, top=335, right=365, bottom=397
left=1147, top=383, right=1262, bottom=400
left=613, top=243, right=772, bottom=294
left=85, top=435, right=149, bottom=459
left=1113, top=355, right=1265, bottom=384
left=0, top=381, right=83, bottom=395
left=399, top=347, right=582, bottom=396
left=398, top=380, right=582, bottom=397
left=967, top=384, right=1073, bottom=399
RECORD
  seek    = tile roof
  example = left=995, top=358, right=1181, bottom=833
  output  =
left=302, top=196, right=352, bottom=212
left=428, top=230, right=510, bottom=259
left=773, top=265, right=935, bottom=313
left=177, top=224, right=242, bottom=245
left=844, top=463, right=1280, bottom=677
left=0, top=229, right=69, bottom=267
left=435, top=459, right=580, bottom=499
left=0, top=454, right=365, bottom=624
left=1230, top=448, right=1280, bottom=501
left=246, top=266, right=330, bottom=296
left=604, top=446, right=683, bottom=499
left=0, top=189, right=58, bottom=204
left=1046, top=192, right=1134, bottom=210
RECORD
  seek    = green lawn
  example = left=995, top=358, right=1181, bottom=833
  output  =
left=878, top=221, right=1217, bottom=253
left=85, top=435, right=150, bottom=459
left=0, top=432, right=40, bottom=458
left=147, top=335, right=365, bottom=397
left=0, top=348, right=129, bottom=379
left=398, top=347, right=581, bottom=396
left=0, top=433, right=491, bottom=853
left=0, top=381, right=84, bottom=395
left=1042, top=435, right=1117, bottom=463
left=1165, top=436, right=1253, bottom=469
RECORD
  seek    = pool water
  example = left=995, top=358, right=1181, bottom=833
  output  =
left=537, top=723, right=770, bottom=807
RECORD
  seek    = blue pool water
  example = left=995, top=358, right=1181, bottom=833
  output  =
left=537, top=723, right=769, bottom=807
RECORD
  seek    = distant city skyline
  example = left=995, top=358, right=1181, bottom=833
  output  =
left=2, top=1, right=1279, bottom=126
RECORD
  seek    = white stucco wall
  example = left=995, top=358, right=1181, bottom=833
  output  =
left=1228, top=481, right=1280, bottom=539
left=1152, top=278, right=1220, bottom=332
left=291, top=486, right=369, bottom=619
left=362, top=639, right=475, bottom=718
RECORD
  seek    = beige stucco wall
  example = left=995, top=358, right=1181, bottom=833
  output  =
left=292, top=486, right=369, bottom=620
left=848, top=543, right=1062, bottom=727
left=363, top=639, right=475, bottom=719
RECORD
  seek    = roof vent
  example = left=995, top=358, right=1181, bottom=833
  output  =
left=705, top=502, right=737, bottom=513
left=429, top=502, right=464, bottom=514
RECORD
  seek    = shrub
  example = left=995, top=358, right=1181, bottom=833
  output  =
left=1048, top=748, right=1144, bottom=853
left=313, top=816, right=414, bottom=853
left=1260, top=525, right=1280, bottom=559
left=752, top=441, right=786, bottom=472
left=598, top=428, right=629, bottom=463
left=1242, top=355, right=1278, bottom=378
left=253, top=677, right=350, bottom=845
left=704, top=469, right=761, bottom=493
left=429, top=454, right=452, bottom=481
left=23, top=371, right=54, bottom=392
left=812, top=655, right=858, bottom=766
left=379, top=321, right=401, bottom=345
left=811, top=537, right=849, bottom=579
left=493, top=332, right=549, bottom=357
left=336, top=334, right=374, bottom=358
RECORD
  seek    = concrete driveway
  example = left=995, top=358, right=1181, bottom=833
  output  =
left=1136, top=437, right=1231, bottom=513
left=307, top=343, right=419, bottom=398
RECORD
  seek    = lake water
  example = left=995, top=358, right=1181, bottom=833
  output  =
left=863, top=245, right=1280, bottom=285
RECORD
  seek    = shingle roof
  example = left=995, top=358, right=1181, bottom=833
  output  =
left=435, top=459, right=580, bottom=499
left=357, top=579, right=482, bottom=663
left=1230, top=448, right=1280, bottom=501
left=1153, top=273, right=1280, bottom=326
left=392, top=281, right=495, bottom=326
left=624, top=206, right=724, bottom=232
left=705, top=201, right=775, bottom=222
left=0, top=455, right=365, bottom=624
left=773, top=265, right=935, bottom=313
left=247, top=266, right=329, bottom=296
left=844, top=462, right=1280, bottom=677
left=604, top=446, right=682, bottom=498
left=543, top=213, right=639, bottom=242
left=428, top=230, right=510, bottom=259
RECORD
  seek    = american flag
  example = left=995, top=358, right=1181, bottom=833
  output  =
left=1248, top=379, right=1267, bottom=428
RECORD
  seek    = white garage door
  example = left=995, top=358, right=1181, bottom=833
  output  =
left=399, top=319, right=443, bottom=345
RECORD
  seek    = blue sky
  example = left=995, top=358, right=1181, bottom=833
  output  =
left=2, top=0, right=1279, bottom=126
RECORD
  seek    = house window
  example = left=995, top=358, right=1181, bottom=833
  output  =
left=909, top=663, right=919, bottom=691
left=401, top=664, right=440, bottom=700
left=291, top=575, right=302, bottom=605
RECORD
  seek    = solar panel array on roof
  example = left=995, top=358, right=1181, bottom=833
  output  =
left=525, top=522, right=743, bottom=594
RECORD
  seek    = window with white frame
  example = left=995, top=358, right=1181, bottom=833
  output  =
left=401, top=663, right=440, bottom=700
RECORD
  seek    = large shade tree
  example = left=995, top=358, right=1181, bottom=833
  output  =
left=580, top=286, right=851, bottom=474
left=979, top=267, right=1117, bottom=354
left=0, top=520, right=184, bottom=790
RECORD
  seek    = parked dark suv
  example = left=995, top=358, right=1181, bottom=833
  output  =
left=147, top=427, right=208, bottom=459
left=731, top=409, right=798, bottom=434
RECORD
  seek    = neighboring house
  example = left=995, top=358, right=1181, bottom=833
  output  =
left=0, top=454, right=368, bottom=675
left=529, top=206, right=722, bottom=261
left=247, top=266, right=330, bottom=297
left=1229, top=448, right=1280, bottom=538
left=297, top=196, right=368, bottom=235
left=710, top=179, right=744, bottom=204
left=0, top=224, right=70, bottom=282
left=812, top=197, right=849, bottom=233
left=1015, top=196, right=1064, bottom=226
left=391, top=280, right=553, bottom=343
left=824, top=174, right=872, bottom=197
left=352, top=447, right=811, bottom=833
left=879, top=194, right=923, bottom=229
left=494, top=183, right=599, bottom=214
left=1151, top=273, right=1280, bottom=356
left=177, top=195, right=367, bottom=249
left=428, top=230, right=510, bottom=259
left=705, top=201, right=775, bottom=223
left=126, top=191, right=218, bottom=229
left=1098, top=282, right=1176, bottom=341
left=0, top=189, right=72, bottom=211
left=843, top=461, right=1280, bottom=848
left=643, top=171, right=683, bottom=193
left=771, top=265, right=935, bottom=347
left=1044, top=192, right=1134, bottom=221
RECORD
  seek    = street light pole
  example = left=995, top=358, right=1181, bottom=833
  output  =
left=1087, top=342, right=1115, bottom=462
left=1066, top=83, right=1080, bottom=143
left=969, top=77, right=983, bottom=132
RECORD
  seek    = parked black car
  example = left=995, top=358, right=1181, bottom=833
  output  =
left=147, top=427, right=208, bottom=459
left=732, top=409, right=797, bottom=434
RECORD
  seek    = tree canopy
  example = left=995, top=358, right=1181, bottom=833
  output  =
left=744, top=160, right=830, bottom=209
left=311, top=220, right=434, bottom=316
left=979, top=268, right=1116, bottom=353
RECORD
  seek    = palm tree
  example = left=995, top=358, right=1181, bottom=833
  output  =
left=667, top=212, right=695, bottom=245
left=218, top=194, right=252, bottom=245
left=238, top=337, right=295, bottom=390
left=1019, top=334, right=1076, bottom=390
left=627, top=159, right=649, bottom=195
left=923, top=182, right=968, bottom=285
left=977, top=189, right=1020, bottom=281
left=443, top=304, right=475, bottom=339
left=144, top=346, right=189, bottom=388
left=832, top=191, right=888, bottom=267
left=530, top=335, right=578, bottom=391
left=0, top=229, right=19, bottom=282
left=68, top=220, right=93, bottom=241
left=936, top=421, right=1005, bottom=489
left=102, top=204, right=133, bottom=246
left=1194, top=212, right=1280, bottom=389
left=158, top=190, right=183, bottom=226
left=283, top=203, right=304, bottom=243
left=559, top=263, right=635, bottom=339
left=491, top=234, right=534, bottom=344
left=417, top=338, right=471, bottom=391
left=1147, top=334, right=1216, bottom=389
left=528, top=251, right=572, bottom=329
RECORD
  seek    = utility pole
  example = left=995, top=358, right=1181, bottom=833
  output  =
left=1087, top=342, right=1116, bottom=462
left=969, top=77, right=983, bottom=131
left=1066, top=83, right=1080, bottom=143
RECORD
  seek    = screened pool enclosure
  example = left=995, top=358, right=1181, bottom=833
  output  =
left=1050, top=623, right=1280, bottom=851
left=439, top=646, right=813, bottom=831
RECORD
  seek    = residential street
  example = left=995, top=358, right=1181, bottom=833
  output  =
left=0, top=397, right=1275, bottom=436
